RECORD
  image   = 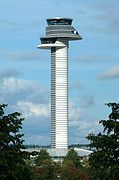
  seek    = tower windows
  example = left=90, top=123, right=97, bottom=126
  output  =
left=47, top=18, right=72, bottom=26
left=41, top=38, right=57, bottom=44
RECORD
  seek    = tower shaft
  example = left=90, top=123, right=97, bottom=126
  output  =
left=38, top=17, right=82, bottom=150
left=51, top=41, right=68, bottom=149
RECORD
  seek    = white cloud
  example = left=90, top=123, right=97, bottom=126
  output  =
left=68, top=99, right=102, bottom=144
left=69, top=101, right=91, bottom=129
left=0, top=74, right=51, bottom=145
left=16, top=101, right=50, bottom=118
left=69, top=102, right=81, bottom=123
left=0, top=76, right=49, bottom=104
left=99, top=65, right=119, bottom=79
left=2, top=77, right=30, bottom=93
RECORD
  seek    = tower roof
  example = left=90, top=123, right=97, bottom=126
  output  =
left=39, top=17, right=82, bottom=45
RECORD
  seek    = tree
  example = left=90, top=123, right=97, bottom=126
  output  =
left=33, top=149, right=55, bottom=179
left=62, top=159, right=81, bottom=180
left=62, top=149, right=84, bottom=180
left=87, top=103, right=119, bottom=180
left=63, top=148, right=82, bottom=168
left=34, top=149, right=51, bottom=166
left=0, top=104, right=32, bottom=180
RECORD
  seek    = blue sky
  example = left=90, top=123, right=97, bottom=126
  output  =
left=0, top=0, right=119, bottom=145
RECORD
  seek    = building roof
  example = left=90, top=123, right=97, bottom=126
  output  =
left=22, top=147, right=93, bottom=157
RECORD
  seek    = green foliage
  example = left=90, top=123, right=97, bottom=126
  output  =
left=33, top=148, right=89, bottom=180
left=62, top=159, right=81, bottom=180
left=0, top=104, right=32, bottom=180
left=33, top=149, right=55, bottom=179
left=87, top=102, right=119, bottom=180
left=64, top=148, right=82, bottom=168
left=0, top=104, right=24, bottom=150
left=62, top=149, right=86, bottom=180
left=34, top=149, right=51, bottom=166
left=33, top=159, right=55, bottom=180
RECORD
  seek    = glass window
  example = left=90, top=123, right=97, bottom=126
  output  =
left=41, top=38, right=57, bottom=44
left=47, top=19, right=72, bottom=26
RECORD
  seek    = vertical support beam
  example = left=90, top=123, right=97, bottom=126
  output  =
left=51, top=40, right=68, bottom=149
left=51, top=47, right=56, bottom=148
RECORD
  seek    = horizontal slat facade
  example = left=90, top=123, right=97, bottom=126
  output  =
left=51, top=41, right=68, bottom=149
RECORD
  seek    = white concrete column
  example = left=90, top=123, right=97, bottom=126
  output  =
left=51, top=40, right=68, bottom=149
left=51, top=47, right=56, bottom=148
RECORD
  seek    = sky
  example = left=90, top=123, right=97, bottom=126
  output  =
left=0, top=0, right=119, bottom=145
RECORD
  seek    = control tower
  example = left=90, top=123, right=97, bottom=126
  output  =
left=38, top=17, right=82, bottom=149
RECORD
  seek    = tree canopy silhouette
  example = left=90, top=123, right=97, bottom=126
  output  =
left=0, top=104, right=32, bottom=180
left=87, top=102, right=119, bottom=180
